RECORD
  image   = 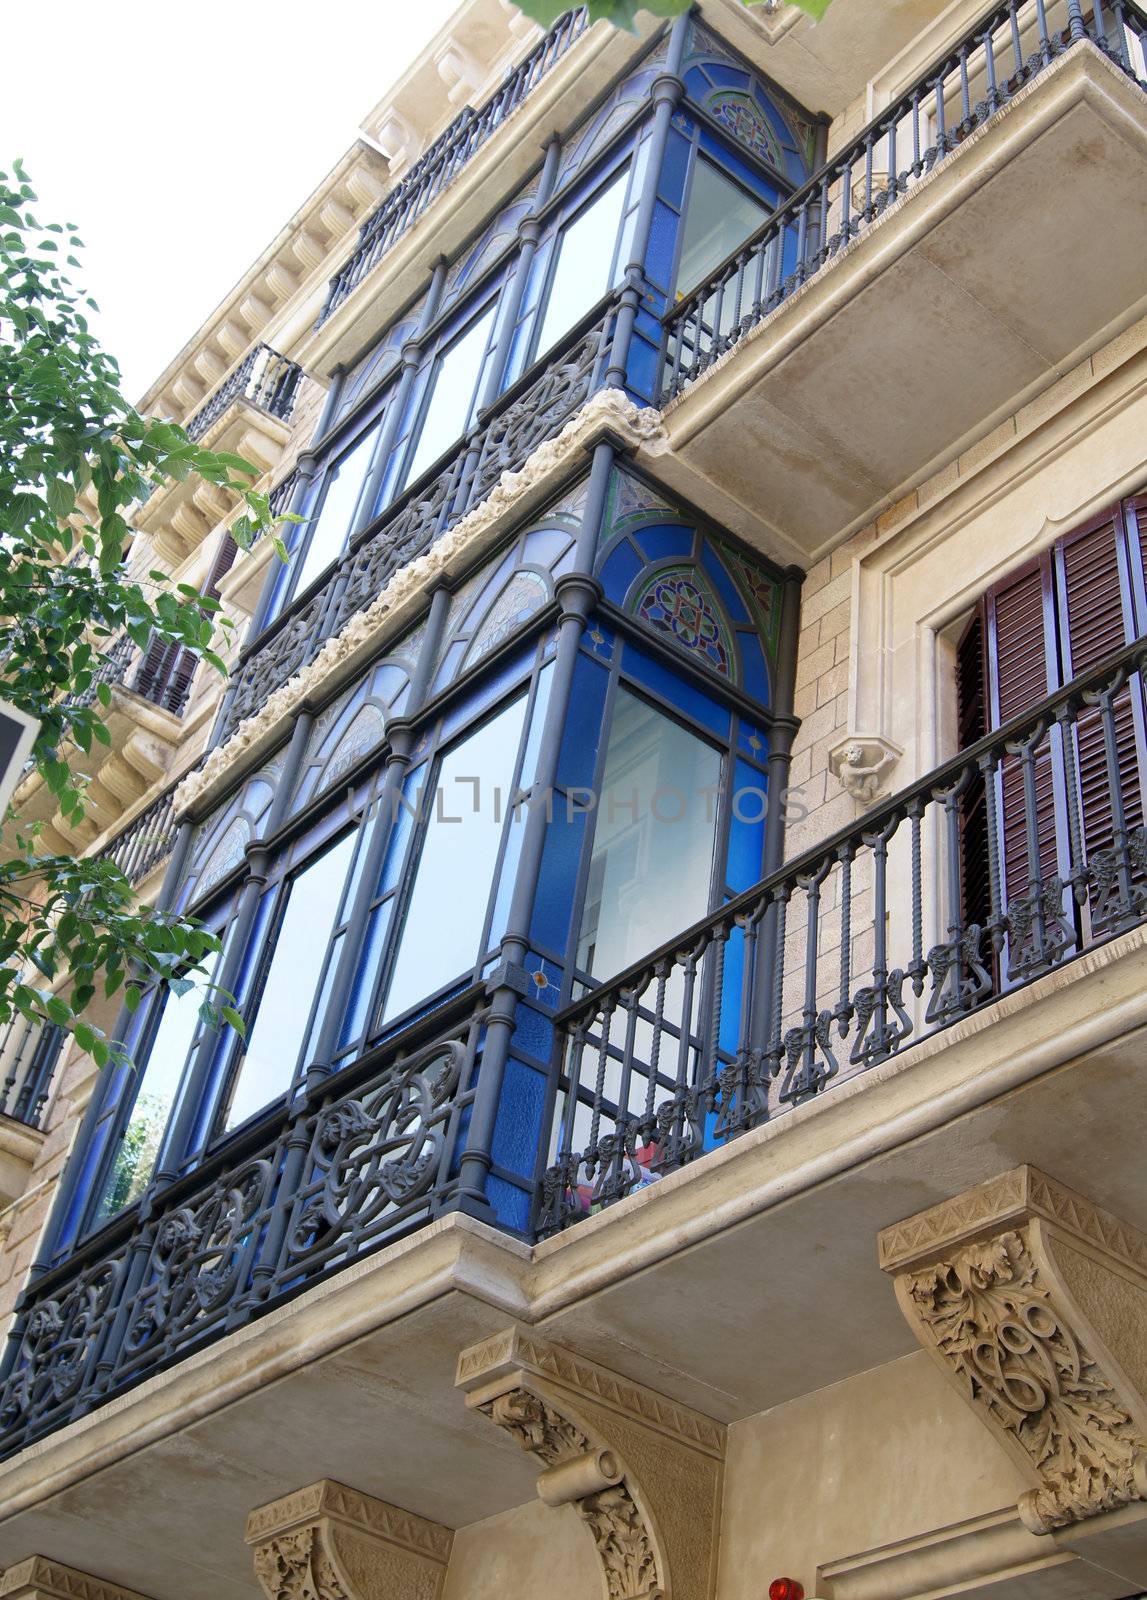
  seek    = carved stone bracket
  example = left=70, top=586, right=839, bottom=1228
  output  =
left=880, top=1165, right=1147, bottom=1536
left=245, top=1479, right=452, bottom=1600
left=827, top=733, right=903, bottom=802
left=0, top=1559, right=155, bottom=1600
left=456, top=1327, right=725, bottom=1600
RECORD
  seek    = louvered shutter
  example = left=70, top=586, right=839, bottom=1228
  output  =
left=984, top=552, right=1062, bottom=906
left=956, top=610, right=991, bottom=931
left=1055, top=505, right=1147, bottom=929
left=204, top=532, right=239, bottom=601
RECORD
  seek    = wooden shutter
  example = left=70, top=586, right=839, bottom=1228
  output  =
left=984, top=553, right=1062, bottom=905
left=203, top=532, right=240, bottom=600
left=134, top=636, right=198, bottom=715
left=956, top=610, right=990, bottom=931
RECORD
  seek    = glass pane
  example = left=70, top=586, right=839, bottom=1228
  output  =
left=676, top=157, right=768, bottom=298
left=96, top=978, right=208, bottom=1219
left=223, top=829, right=357, bottom=1130
left=384, top=693, right=529, bottom=1021
left=578, top=688, right=721, bottom=980
left=295, top=426, right=379, bottom=594
left=405, top=302, right=498, bottom=487
left=535, top=170, right=629, bottom=357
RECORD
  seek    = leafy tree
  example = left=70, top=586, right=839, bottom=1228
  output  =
left=512, top=0, right=834, bottom=31
left=0, top=160, right=287, bottom=1067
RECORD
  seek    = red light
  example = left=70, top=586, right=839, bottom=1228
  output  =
left=768, top=1582, right=804, bottom=1600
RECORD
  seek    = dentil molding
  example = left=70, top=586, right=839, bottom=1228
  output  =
left=245, top=1478, right=452, bottom=1600
left=881, top=1165, right=1147, bottom=1536
left=456, top=1326, right=724, bottom=1600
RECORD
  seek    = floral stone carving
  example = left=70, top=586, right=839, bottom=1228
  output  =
left=456, top=1326, right=725, bottom=1600
left=246, top=1479, right=451, bottom=1600
left=880, top=1165, right=1147, bottom=1535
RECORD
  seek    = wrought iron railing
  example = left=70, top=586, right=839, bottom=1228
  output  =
left=219, top=296, right=617, bottom=739
left=0, top=1019, right=65, bottom=1130
left=0, top=999, right=484, bottom=1456
left=659, top=0, right=1147, bottom=401
left=184, top=344, right=304, bottom=443
left=93, top=771, right=188, bottom=888
left=317, top=8, right=589, bottom=325
left=537, top=637, right=1147, bottom=1233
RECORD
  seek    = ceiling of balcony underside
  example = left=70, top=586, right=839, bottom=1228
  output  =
left=652, top=47, right=1147, bottom=570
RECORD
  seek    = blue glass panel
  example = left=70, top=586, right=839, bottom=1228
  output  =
left=700, top=63, right=747, bottom=89
left=339, top=900, right=393, bottom=1050
left=719, top=922, right=746, bottom=1055
left=555, top=654, right=609, bottom=791
left=510, top=1004, right=553, bottom=1066
left=376, top=763, right=425, bottom=894
left=487, top=808, right=527, bottom=952
left=524, top=953, right=564, bottom=1008
left=644, top=201, right=678, bottom=293
left=625, top=331, right=659, bottom=407
left=737, top=719, right=769, bottom=761
left=373, top=663, right=408, bottom=701
left=439, top=647, right=533, bottom=743
left=633, top=522, right=696, bottom=563
left=486, top=1174, right=531, bottom=1232
left=659, top=127, right=691, bottom=207
left=697, top=126, right=782, bottom=204
left=433, top=640, right=467, bottom=695
left=727, top=758, right=767, bottom=893
left=700, top=542, right=751, bottom=624
left=598, top=538, right=643, bottom=604
left=529, top=806, right=587, bottom=950
left=491, top=1054, right=547, bottom=1174
left=739, top=631, right=770, bottom=705
left=620, top=643, right=732, bottom=740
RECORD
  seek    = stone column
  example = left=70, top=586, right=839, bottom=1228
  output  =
left=457, top=1327, right=726, bottom=1600
left=880, top=1164, right=1147, bottom=1536
left=246, top=1480, right=452, bottom=1600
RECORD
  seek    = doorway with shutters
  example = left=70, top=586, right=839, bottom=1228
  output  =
left=956, top=490, right=1147, bottom=972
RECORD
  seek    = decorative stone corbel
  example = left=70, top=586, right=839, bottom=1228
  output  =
left=245, top=1479, right=452, bottom=1600
left=827, top=733, right=903, bottom=802
left=0, top=1559, right=154, bottom=1600
left=457, top=1326, right=725, bottom=1600
left=880, top=1165, right=1147, bottom=1536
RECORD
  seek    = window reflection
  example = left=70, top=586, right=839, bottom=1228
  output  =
left=535, top=169, right=629, bottom=357
left=294, top=426, right=379, bottom=595
left=383, top=693, right=529, bottom=1022
left=405, top=302, right=499, bottom=487
left=96, top=974, right=210, bottom=1220
left=578, top=688, right=722, bottom=980
left=222, top=829, right=357, bottom=1131
left=676, top=156, right=768, bottom=298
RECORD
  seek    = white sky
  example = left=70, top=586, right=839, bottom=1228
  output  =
left=3, top=0, right=464, bottom=401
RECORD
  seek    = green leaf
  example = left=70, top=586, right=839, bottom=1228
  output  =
left=46, top=477, right=76, bottom=519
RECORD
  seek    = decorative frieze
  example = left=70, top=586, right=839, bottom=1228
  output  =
left=881, top=1166, right=1147, bottom=1536
left=457, top=1326, right=724, bottom=1600
left=246, top=1479, right=452, bottom=1600
left=0, top=1558, right=155, bottom=1600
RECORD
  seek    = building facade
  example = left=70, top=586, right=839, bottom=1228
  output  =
left=1, top=1, right=1147, bottom=1596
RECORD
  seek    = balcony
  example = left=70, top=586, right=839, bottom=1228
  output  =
left=217, top=298, right=616, bottom=743
left=0, top=1022, right=64, bottom=1212
left=655, top=0, right=1147, bottom=567
left=317, top=8, right=589, bottom=329
left=15, top=636, right=198, bottom=856
left=2, top=634, right=1146, bottom=1474
left=134, top=344, right=304, bottom=565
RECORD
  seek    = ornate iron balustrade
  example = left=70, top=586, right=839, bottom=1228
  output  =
left=184, top=344, right=303, bottom=443
left=317, top=8, right=589, bottom=326
left=0, top=1019, right=65, bottom=1130
left=219, top=297, right=616, bottom=740
left=0, top=1001, right=484, bottom=1457
left=659, top=0, right=1147, bottom=401
left=92, top=770, right=189, bottom=888
left=537, top=637, right=1147, bottom=1234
